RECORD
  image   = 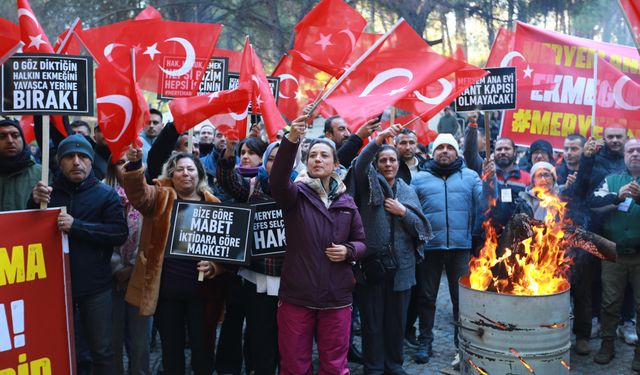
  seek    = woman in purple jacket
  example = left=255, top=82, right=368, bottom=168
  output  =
left=269, top=115, right=366, bottom=374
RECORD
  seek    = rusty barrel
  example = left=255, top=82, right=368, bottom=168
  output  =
left=458, top=276, right=571, bottom=374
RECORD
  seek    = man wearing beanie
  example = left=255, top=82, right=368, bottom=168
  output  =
left=411, top=133, right=484, bottom=366
left=28, top=133, right=128, bottom=375
left=519, top=139, right=555, bottom=171
left=0, top=118, right=41, bottom=211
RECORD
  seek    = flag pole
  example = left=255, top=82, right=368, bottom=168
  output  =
left=306, top=18, right=405, bottom=117
left=389, top=107, right=396, bottom=125
left=40, top=116, right=50, bottom=209
left=591, top=52, right=598, bottom=138
left=618, top=0, right=640, bottom=55
left=55, top=18, right=81, bottom=54
left=0, top=41, right=24, bottom=66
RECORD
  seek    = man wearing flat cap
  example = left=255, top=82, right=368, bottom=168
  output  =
left=28, top=134, right=128, bottom=375
left=0, top=118, right=41, bottom=211
left=410, top=133, right=484, bottom=366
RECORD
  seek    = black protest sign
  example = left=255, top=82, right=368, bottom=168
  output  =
left=1, top=54, right=93, bottom=115
left=251, top=201, right=286, bottom=257
left=455, top=67, right=516, bottom=112
left=158, top=56, right=229, bottom=100
left=227, top=72, right=280, bottom=113
left=166, top=201, right=254, bottom=265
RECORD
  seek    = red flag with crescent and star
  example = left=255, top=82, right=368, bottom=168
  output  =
left=594, top=55, right=640, bottom=130
left=323, top=20, right=466, bottom=131
left=77, top=19, right=222, bottom=97
left=488, top=22, right=640, bottom=148
left=16, top=0, right=53, bottom=53
left=290, top=0, right=367, bottom=77
left=95, top=61, right=150, bottom=161
left=170, top=85, right=252, bottom=137
left=239, top=37, right=287, bottom=141
left=272, top=53, right=328, bottom=121
left=620, top=0, right=640, bottom=50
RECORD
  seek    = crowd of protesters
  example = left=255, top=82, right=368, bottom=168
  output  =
left=1, top=102, right=639, bottom=374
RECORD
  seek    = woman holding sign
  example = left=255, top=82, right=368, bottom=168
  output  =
left=216, top=138, right=289, bottom=375
left=350, top=124, right=432, bottom=374
left=270, top=115, right=366, bottom=374
left=122, top=148, right=223, bottom=375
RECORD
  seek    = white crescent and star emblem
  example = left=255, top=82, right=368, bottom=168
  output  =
left=500, top=51, right=533, bottom=78
left=18, top=8, right=40, bottom=28
left=613, top=76, right=640, bottom=110
left=229, top=104, right=250, bottom=121
left=159, top=37, right=196, bottom=77
left=277, top=74, right=299, bottom=99
left=413, top=79, right=453, bottom=105
left=338, top=29, right=356, bottom=50
left=359, top=68, right=413, bottom=98
left=103, top=43, right=127, bottom=61
left=315, top=33, right=334, bottom=51
left=96, top=95, right=133, bottom=142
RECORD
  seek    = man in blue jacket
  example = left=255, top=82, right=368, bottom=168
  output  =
left=29, top=134, right=128, bottom=375
left=411, top=133, right=483, bottom=365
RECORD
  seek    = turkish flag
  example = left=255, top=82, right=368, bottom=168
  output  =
left=239, top=37, right=287, bottom=141
left=395, top=63, right=488, bottom=122
left=16, top=0, right=53, bottom=53
left=95, top=61, right=150, bottom=161
left=620, top=0, right=640, bottom=50
left=594, top=55, right=640, bottom=131
left=324, top=20, right=466, bottom=131
left=53, top=19, right=82, bottom=55
left=453, top=43, right=467, bottom=62
left=291, top=0, right=367, bottom=77
left=77, top=19, right=222, bottom=97
left=0, top=18, right=20, bottom=40
left=170, top=85, right=251, bottom=138
left=135, top=5, right=162, bottom=21
left=272, top=53, right=327, bottom=121
left=0, top=35, right=22, bottom=64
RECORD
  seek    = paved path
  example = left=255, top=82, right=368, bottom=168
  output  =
left=144, top=274, right=638, bottom=374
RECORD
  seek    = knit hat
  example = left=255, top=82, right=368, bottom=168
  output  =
left=57, top=134, right=94, bottom=161
left=431, top=133, right=460, bottom=155
left=529, top=139, right=554, bottom=163
left=0, top=118, right=25, bottom=142
left=530, top=161, right=556, bottom=184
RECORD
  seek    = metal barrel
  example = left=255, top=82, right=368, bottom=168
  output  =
left=458, top=276, right=571, bottom=375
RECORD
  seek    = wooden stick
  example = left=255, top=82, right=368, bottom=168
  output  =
left=0, top=41, right=24, bottom=66
left=591, top=52, right=598, bottom=138
left=484, top=110, right=492, bottom=155
left=188, top=127, right=194, bottom=153
left=55, top=18, right=81, bottom=54
left=305, top=18, right=405, bottom=116
left=389, top=107, right=396, bottom=125
left=40, top=116, right=50, bottom=209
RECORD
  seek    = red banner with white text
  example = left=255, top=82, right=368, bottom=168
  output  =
left=0, top=208, right=74, bottom=374
left=497, top=22, right=640, bottom=149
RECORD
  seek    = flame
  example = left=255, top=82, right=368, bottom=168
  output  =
left=509, top=348, right=535, bottom=373
left=469, top=187, right=572, bottom=295
left=467, top=359, right=490, bottom=375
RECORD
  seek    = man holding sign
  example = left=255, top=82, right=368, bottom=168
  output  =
left=28, top=134, right=128, bottom=375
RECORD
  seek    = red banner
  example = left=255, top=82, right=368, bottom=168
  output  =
left=0, top=209, right=74, bottom=374
left=497, top=22, right=640, bottom=149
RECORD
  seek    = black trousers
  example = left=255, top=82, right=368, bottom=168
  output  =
left=571, top=253, right=598, bottom=340
left=244, top=281, right=279, bottom=375
left=215, top=275, right=248, bottom=375
left=416, top=250, right=469, bottom=348
left=357, top=278, right=411, bottom=375
left=156, top=287, right=216, bottom=375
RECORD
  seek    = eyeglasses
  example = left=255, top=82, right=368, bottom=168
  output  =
left=535, top=172, right=554, bottom=180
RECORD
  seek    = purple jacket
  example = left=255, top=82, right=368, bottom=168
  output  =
left=270, top=137, right=366, bottom=308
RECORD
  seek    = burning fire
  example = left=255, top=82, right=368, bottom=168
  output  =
left=469, top=187, right=571, bottom=295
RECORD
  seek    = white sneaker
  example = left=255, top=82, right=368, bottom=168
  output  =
left=617, top=320, right=639, bottom=345
left=451, top=352, right=461, bottom=370
left=591, top=317, right=600, bottom=339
